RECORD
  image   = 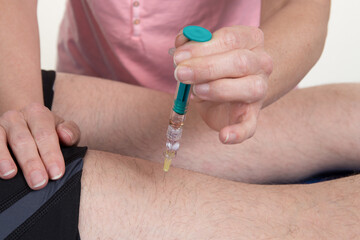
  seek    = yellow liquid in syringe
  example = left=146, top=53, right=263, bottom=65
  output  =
left=163, top=150, right=176, bottom=172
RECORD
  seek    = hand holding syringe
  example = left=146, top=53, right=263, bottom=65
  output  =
left=163, top=26, right=212, bottom=172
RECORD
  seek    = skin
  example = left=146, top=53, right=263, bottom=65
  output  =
left=0, top=0, right=41, bottom=111
left=0, top=0, right=80, bottom=189
left=78, top=150, right=360, bottom=239
left=174, top=26, right=272, bottom=144
left=50, top=73, right=360, bottom=183
left=174, top=0, right=331, bottom=144
left=0, top=0, right=330, bottom=188
left=260, top=0, right=331, bottom=105
left=1, top=73, right=360, bottom=238
left=2, top=72, right=360, bottom=188
left=0, top=106, right=79, bottom=188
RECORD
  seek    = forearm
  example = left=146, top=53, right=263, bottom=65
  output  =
left=79, top=150, right=360, bottom=239
left=260, top=0, right=330, bottom=106
left=0, top=0, right=42, bottom=113
left=53, top=73, right=360, bottom=183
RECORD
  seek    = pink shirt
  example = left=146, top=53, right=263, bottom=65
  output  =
left=57, top=0, right=261, bottom=93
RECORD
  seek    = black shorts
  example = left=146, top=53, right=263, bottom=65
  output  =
left=0, top=70, right=87, bottom=240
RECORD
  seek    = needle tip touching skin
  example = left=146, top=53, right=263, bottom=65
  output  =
left=163, top=157, right=171, bottom=172
left=163, top=150, right=175, bottom=172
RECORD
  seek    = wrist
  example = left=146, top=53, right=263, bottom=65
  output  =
left=0, top=99, right=43, bottom=115
left=0, top=76, right=43, bottom=114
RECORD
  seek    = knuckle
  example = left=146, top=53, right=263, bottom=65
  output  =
left=248, top=125, right=256, bottom=138
left=1, top=110, right=22, bottom=124
left=234, top=50, right=249, bottom=75
left=10, top=133, right=32, bottom=149
left=34, top=129, right=55, bottom=143
left=213, top=83, right=228, bottom=102
left=24, top=103, right=48, bottom=115
left=23, top=158, right=41, bottom=171
left=251, top=77, right=267, bottom=101
left=261, top=53, right=273, bottom=75
left=41, top=151, right=61, bottom=163
left=219, top=27, right=238, bottom=49
left=251, top=27, right=264, bottom=45
left=203, top=60, right=217, bottom=79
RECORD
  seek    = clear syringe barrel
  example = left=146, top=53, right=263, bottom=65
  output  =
left=166, top=111, right=184, bottom=151
left=163, top=82, right=190, bottom=171
left=163, top=109, right=185, bottom=171
left=167, top=81, right=191, bottom=151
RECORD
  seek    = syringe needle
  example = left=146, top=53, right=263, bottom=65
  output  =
left=163, top=149, right=176, bottom=172
left=163, top=156, right=172, bottom=172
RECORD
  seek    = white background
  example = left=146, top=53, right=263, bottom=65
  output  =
left=38, top=0, right=360, bottom=87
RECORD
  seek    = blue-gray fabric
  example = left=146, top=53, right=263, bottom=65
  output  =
left=0, top=158, right=83, bottom=239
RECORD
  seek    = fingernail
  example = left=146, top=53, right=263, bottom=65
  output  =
left=193, top=84, right=209, bottom=96
left=48, top=164, right=62, bottom=180
left=61, top=126, right=73, bottom=143
left=174, top=51, right=191, bottom=65
left=30, top=170, right=46, bottom=188
left=168, top=47, right=176, bottom=57
left=0, top=160, right=15, bottom=177
left=224, top=132, right=237, bottom=144
left=176, top=29, right=183, bottom=37
left=174, top=66, right=194, bottom=83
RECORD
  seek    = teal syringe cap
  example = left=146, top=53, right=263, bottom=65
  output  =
left=183, top=25, right=212, bottom=42
left=173, top=26, right=212, bottom=115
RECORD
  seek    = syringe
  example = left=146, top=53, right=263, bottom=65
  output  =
left=163, top=26, right=212, bottom=172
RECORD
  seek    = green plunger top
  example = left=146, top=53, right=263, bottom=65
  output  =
left=173, top=26, right=212, bottom=115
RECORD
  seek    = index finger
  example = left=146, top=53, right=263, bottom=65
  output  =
left=24, top=104, right=65, bottom=180
left=175, top=26, right=264, bottom=62
left=174, top=29, right=189, bottom=48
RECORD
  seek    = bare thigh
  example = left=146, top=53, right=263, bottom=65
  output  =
left=52, top=73, right=360, bottom=183
left=78, top=149, right=360, bottom=240
left=78, top=150, right=289, bottom=239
